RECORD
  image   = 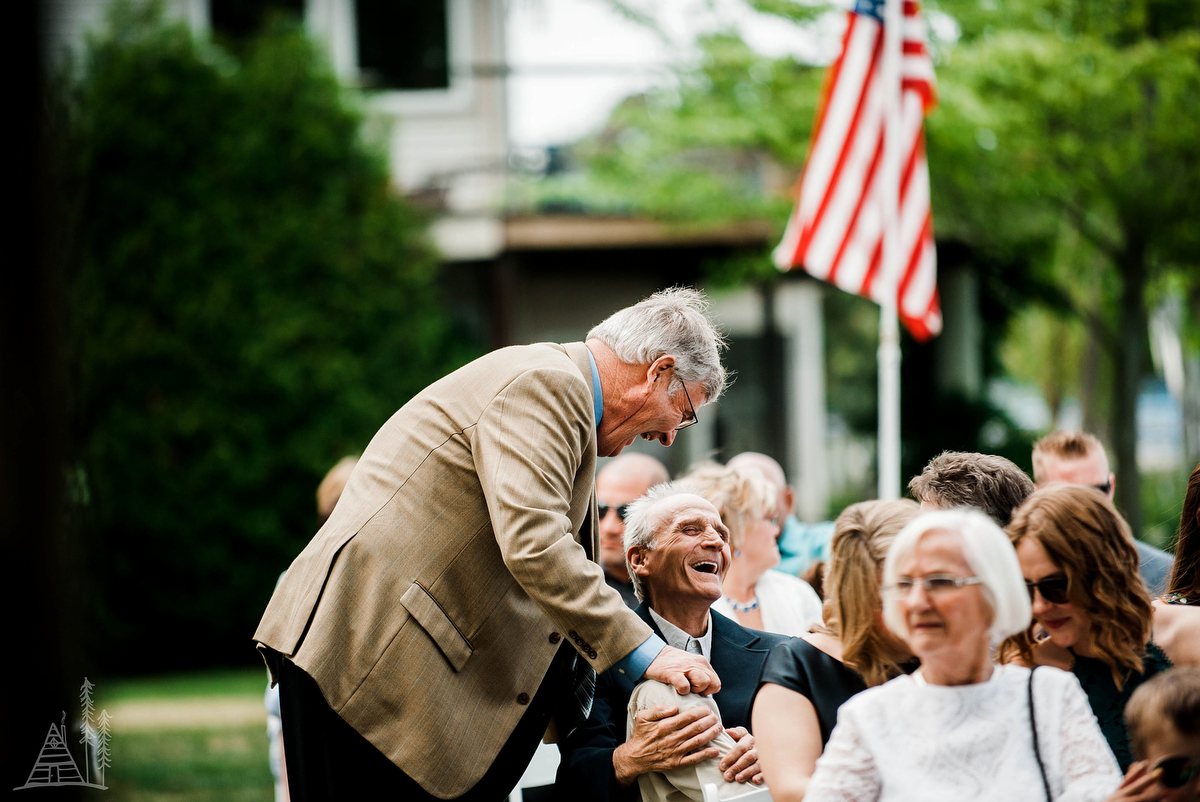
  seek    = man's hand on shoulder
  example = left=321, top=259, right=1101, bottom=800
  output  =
left=612, top=703, right=722, bottom=787
left=644, top=645, right=721, bottom=696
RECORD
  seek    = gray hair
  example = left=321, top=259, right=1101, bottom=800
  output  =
left=587, top=287, right=728, bottom=403
left=882, top=509, right=1031, bottom=644
left=622, top=480, right=699, bottom=602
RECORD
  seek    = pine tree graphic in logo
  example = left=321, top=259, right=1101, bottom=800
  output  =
left=15, top=678, right=110, bottom=790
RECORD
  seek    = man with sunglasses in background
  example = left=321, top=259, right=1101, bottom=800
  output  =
left=597, top=454, right=670, bottom=609
left=1033, top=430, right=1174, bottom=596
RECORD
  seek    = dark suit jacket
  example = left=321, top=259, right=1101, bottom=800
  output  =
left=555, top=605, right=790, bottom=802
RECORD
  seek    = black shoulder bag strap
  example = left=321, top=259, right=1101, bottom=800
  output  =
left=1028, top=666, right=1053, bottom=801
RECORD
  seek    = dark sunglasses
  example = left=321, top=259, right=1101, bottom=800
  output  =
left=1154, top=755, right=1199, bottom=789
left=1093, top=480, right=1113, bottom=495
left=598, top=503, right=631, bottom=522
left=1025, top=575, right=1070, bottom=605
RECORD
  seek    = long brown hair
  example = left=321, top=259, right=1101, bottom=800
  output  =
left=1000, top=485, right=1152, bottom=688
left=1167, top=462, right=1200, bottom=599
left=822, top=499, right=919, bottom=687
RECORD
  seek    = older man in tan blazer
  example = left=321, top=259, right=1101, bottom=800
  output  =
left=255, top=289, right=729, bottom=801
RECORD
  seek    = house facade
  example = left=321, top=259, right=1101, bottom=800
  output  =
left=42, top=0, right=840, bottom=518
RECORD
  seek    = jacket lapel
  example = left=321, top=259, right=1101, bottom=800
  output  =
left=709, top=611, right=774, bottom=729
left=564, top=341, right=600, bottom=562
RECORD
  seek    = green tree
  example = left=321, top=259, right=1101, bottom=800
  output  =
left=556, top=0, right=1200, bottom=531
left=928, top=0, right=1200, bottom=533
left=534, top=4, right=1040, bottom=485
left=65, top=2, right=471, bottom=671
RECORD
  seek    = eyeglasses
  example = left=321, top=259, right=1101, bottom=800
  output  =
left=598, top=503, right=631, bottom=522
left=885, top=574, right=983, bottom=596
left=674, top=381, right=698, bottom=432
left=1093, top=480, right=1113, bottom=495
left=1154, top=755, right=1199, bottom=789
left=1025, top=575, right=1071, bottom=605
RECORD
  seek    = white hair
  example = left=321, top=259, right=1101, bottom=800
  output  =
left=882, top=509, right=1031, bottom=643
left=587, top=287, right=728, bottom=403
left=621, top=480, right=698, bottom=602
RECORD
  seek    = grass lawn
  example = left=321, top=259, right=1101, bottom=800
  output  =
left=100, top=667, right=268, bottom=704
left=105, top=725, right=274, bottom=802
left=95, top=667, right=276, bottom=802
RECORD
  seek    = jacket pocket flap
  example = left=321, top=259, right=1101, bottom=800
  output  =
left=399, top=583, right=473, bottom=672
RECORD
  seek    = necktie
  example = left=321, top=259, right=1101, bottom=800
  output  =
left=561, top=506, right=597, bottom=736
left=572, top=657, right=596, bottom=720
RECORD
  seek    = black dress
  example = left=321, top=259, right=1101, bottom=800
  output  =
left=757, top=638, right=870, bottom=747
left=1070, top=641, right=1173, bottom=771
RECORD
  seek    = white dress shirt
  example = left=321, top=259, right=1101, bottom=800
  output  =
left=649, top=608, right=713, bottom=661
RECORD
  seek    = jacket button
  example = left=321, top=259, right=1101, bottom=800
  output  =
left=517, top=692, right=531, bottom=705
left=588, top=650, right=597, bottom=660
left=568, top=630, right=578, bottom=639
left=549, top=632, right=561, bottom=644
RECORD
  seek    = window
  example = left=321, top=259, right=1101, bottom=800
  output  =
left=354, top=0, right=449, bottom=91
left=210, top=0, right=304, bottom=41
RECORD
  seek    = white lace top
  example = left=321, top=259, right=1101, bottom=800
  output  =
left=805, top=664, right=1122, bottom=802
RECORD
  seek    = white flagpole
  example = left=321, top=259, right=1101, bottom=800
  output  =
left=878, top=0, right=904, bottom=500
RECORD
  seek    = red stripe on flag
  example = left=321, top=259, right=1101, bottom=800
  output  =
left=896, top=210, right=933, bottom=303
left=796, top=28, right=884, bottom=262
left=902, top=78, right=936, bottom=110
left=902, top=285, right=940, bottom=343
left=860, top=237, right=884, bottom=298
left=792, top=11, right=859, bottom=225
left=899, top=128, right=924, bottom=205
left=826, top=132, right=884, bottom=285
left=808, top=14, right=858, bottom=153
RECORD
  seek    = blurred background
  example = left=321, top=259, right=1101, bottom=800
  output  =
left=7, top=0, right=1198, bottom=798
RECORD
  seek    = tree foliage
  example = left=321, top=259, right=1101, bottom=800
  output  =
left=928, top=0, right=1200, bottom=530
left=560, top=0, right=1200, bottom=528
left=65, top=2, right=471, bottom=672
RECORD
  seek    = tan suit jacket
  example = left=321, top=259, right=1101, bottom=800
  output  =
left=254, top=342, right=652, bottom=798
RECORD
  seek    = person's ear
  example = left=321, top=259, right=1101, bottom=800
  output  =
left=645, top=355, right=676, bottom=386
left=782, top=486, right=796, bottom=516
left=628, top=545, right=652, bottom=577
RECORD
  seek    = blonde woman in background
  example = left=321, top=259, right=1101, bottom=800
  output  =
left=686, top=462, right=823, bottom=637
left=752, top=500, right=919, bottom=802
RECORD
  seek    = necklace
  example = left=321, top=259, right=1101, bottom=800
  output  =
left=725, top=595, right=759, bottom=613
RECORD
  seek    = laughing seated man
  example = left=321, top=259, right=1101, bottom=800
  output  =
left=555, top=483, right=788, bottom=802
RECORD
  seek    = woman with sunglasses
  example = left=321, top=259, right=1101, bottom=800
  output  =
left=1001, top=485, right=1181, bottom=771
left=684, top=462, right=823, bottom=637
left=804, top=509, right=1123, bottom=801
left=752, top=499, right=919, bottom=802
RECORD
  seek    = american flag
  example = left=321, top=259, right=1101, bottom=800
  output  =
left=774, top=0, right=941, bottom=341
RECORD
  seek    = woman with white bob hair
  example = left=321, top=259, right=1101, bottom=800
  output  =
left=804, top=509, right=1129, bottom=802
